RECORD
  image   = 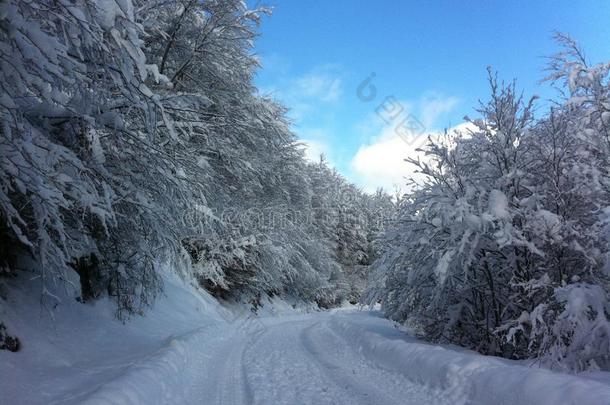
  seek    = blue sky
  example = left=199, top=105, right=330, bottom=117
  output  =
left=251, top=0, right=610, bottom=192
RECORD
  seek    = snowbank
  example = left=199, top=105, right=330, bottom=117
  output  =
left=0, top=269, right=229, bottom=404
left=0, top=267, right=325, bottom=404
left=3, top=273, right=610, bottom=405
left=330, top=311, right=610, bottom=405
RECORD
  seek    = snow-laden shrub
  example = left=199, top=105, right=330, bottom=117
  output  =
left=527, top=283, right=610, bottom=371
left=366, top=36, right=610, bottom=371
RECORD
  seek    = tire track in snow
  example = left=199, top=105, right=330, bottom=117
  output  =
left=301, top=319, right=451, bottom=405
left=299, top=321, right=398, bottom=405
left=242, top=318, right=363, bottom=404
left=213, top=316, right=267, bottom=405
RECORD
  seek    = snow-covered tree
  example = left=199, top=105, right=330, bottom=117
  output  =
left=1, top=0, right=392, bottom=318
left=366, top=38, right=610, bottom=371
left=0, top=0, right=190, bottom=315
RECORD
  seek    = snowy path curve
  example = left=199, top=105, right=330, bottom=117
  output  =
left=240, top=316, right=450, bottom=405
left=76, top=309, right=610, bottom=405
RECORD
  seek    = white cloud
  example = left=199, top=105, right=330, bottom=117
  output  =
left=296, top=127, right=337, bottom=165
left=258, top=53, right=291, bottom=76
left=351, top=125, right=427, bottom=193
left=349, top=94, right=466, bottom=193
left=351, top=118, right=474, bottom=193
left=295, top=71, right=342, bottom=103
left=261, top=60, right=465, bottom=194
left=260, top=64, right=344, bottom=122
left=258, top=62, right=345, bottom=167
left=299, top=138, right=330, bottom=163
left=420, top=94, right=460, bottom=128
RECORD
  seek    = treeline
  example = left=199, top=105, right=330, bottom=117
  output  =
left=0, top=0, right=393, bottom=318
left=365, top=35, right=610, bottom=372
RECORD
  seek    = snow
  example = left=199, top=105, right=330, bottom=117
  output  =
left=3, top=274, right=610, bottom=405
left=332, top=312, right=610, bottom=405
left=464, top=213, right=482, bottom=231
left=0, top=269, right=228, bottom=404
left=488, top=189, right=510, bottom=219
left=434, top=249, right=454, bottom=285
left=94, top=0, right=128, bottom=31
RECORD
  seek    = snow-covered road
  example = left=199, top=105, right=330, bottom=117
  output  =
left=74, top=308, right=610, bottom=405
left=202, top=311, right=451, bottom=405
left=5, top=278, right=610, bottom=405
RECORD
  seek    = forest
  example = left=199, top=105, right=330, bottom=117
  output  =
left=1, top=0, right=610, bottom=394
left=0, top=0, right=395, bottom=319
